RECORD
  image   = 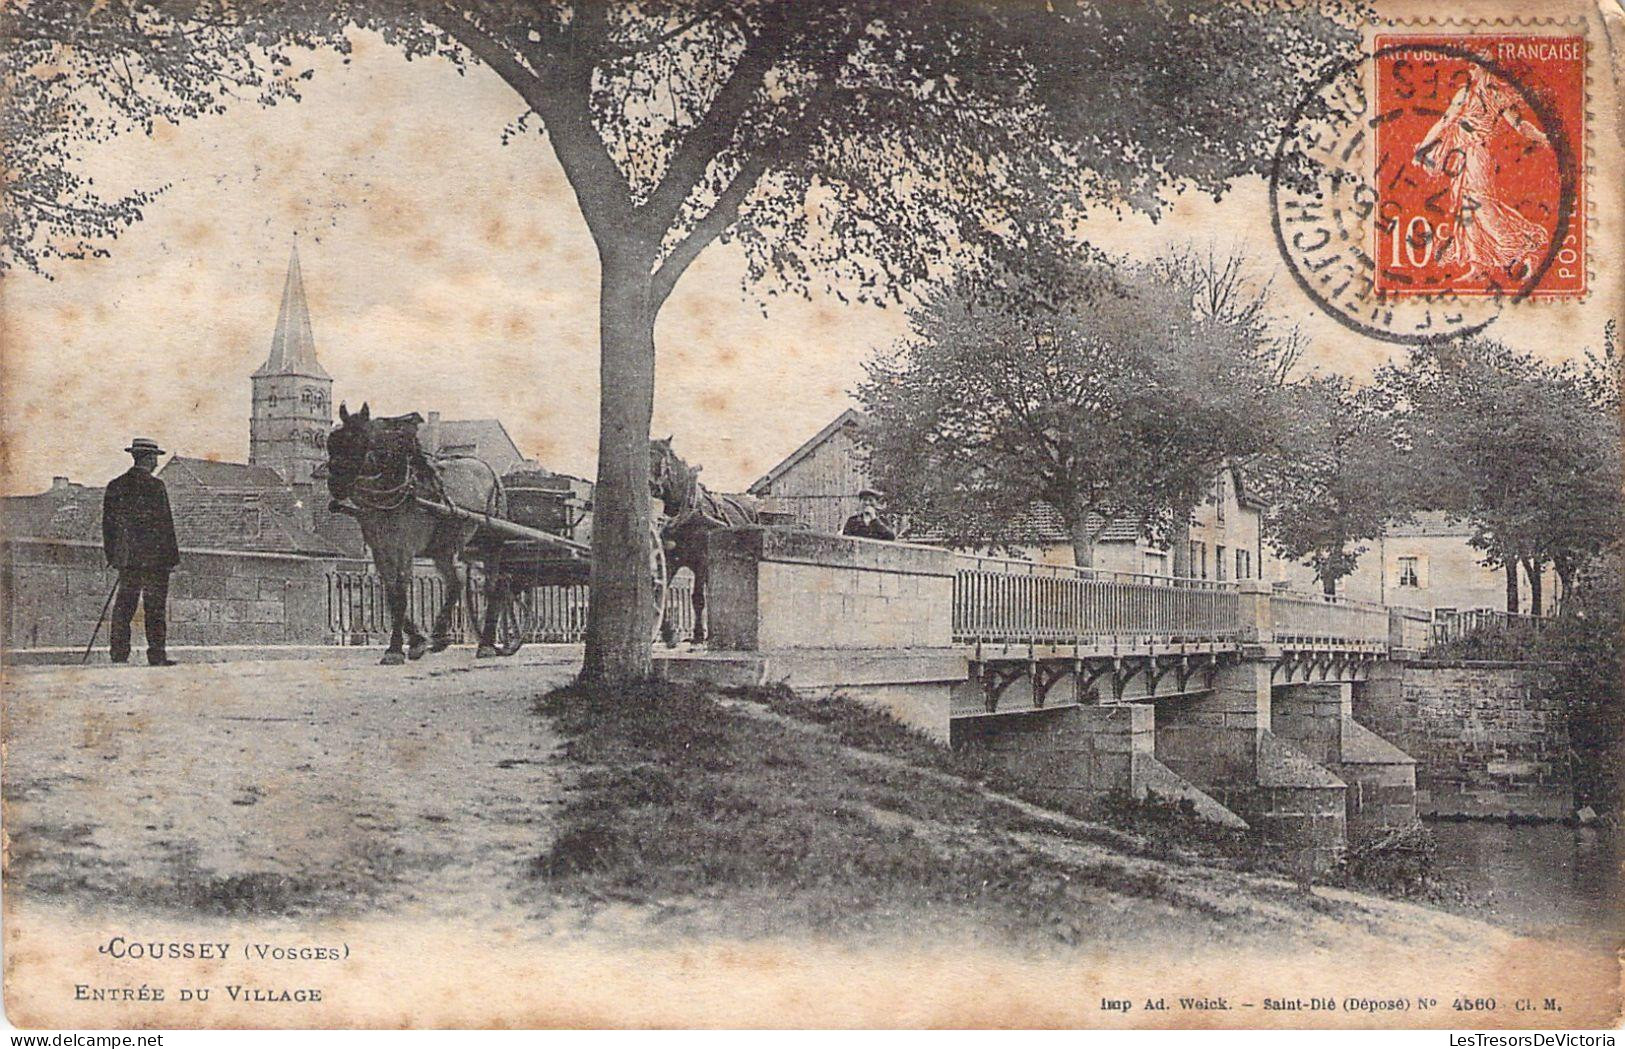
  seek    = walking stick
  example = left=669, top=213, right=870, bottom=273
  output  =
left=81, top=575, right=120, bottom=665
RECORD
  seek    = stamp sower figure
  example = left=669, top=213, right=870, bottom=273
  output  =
left=102, top=438, right=181, bottom=666
left=842, top=488, right=898, bottom=541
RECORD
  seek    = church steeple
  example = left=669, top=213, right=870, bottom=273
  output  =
left=250, top=241, right=334, bottom=484
left=254, top=243, right=329, bottom=380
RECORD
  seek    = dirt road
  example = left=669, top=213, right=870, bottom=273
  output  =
left=4, top=649, right=577, bottom=929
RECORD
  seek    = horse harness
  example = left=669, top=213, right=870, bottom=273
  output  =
left=661, top=457, right=755, bottom=534
left=345, top=420, right=450, bottom=513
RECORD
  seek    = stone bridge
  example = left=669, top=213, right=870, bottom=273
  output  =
left=658, top=527, right=1438, bottom=871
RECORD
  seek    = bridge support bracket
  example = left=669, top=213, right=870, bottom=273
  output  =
left=979, top=663, right=1027, bottom=714
left=1032, top=662, right=1068, bottom=708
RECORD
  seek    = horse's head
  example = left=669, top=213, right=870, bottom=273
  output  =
left=649, top=435, right=699, bottom=514
left=326, top=402, right=373, bottom=502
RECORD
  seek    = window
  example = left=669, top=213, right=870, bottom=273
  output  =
left=1143, top=550, right=1168, bottom=577
left=1216, top=545, right=1228, bottom=581
left=1215, top=475, right=1227, bottom=523
left=1236, top=548, right=1250, bottom=580
left=1397, top=556, right=1421, bottom=588
left=1190, top=541, right=1208, bottom=580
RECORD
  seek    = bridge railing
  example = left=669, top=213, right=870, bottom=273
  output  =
left=1268, top=589, right=1391, bottom=646
left=952, top=556, right=1241, bottom=645
left=324, top=570, right=695, bottom=645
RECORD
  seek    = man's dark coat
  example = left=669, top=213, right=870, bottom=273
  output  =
left=841, top=512, right=897, bottom=541
left=102, top=468, right=181, bottom=570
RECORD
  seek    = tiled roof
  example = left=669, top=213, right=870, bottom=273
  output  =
left=1383, top=510, right=1475, bottom=538
left=1, top=484, right=104, bottom=541
left=913, top=501, right=1145, bottom=546
left=424, top=418, right=530, bottom=472
left=159, top=456, right=290, bottom=489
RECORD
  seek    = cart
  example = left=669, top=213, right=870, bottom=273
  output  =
left=416, top=475, right=669, bottom=656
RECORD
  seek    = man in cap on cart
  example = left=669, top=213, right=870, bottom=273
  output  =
left=842, top=488, right=898, bottom=541
left=102, top=437, right=181, bottom=665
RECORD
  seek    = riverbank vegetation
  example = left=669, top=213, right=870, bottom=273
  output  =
left=530, top=680, right=1462, bottom=941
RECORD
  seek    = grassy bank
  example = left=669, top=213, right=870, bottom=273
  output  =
left=529, top=681, right=1368, bottom=945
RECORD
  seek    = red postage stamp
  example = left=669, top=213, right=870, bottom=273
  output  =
left=1373, top=34, right=1586, bottom=299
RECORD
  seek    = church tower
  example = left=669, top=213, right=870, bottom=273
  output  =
left=250, top=243, right=332, bottom=484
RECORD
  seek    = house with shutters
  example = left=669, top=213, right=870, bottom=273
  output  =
left=1266, top=510, right=1563, bottom=615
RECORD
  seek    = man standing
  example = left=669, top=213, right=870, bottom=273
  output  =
left=102, top=438, right=181, bottom=666
left=841, top=488, right=898, bottom=541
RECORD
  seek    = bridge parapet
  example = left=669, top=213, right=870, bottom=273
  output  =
left=952, top=558, right=1393, bottom=656
left=953, top=555, right=1240, bottom=650
left=707, top=527, right=960, bottom=651
left=1268, top=586, right=1390, bottom=650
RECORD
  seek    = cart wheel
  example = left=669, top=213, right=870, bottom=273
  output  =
left=494, top=585, right=535, bottom=657
left=650, top=521, right=669, bottom=644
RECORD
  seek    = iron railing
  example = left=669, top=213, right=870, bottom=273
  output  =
left=325, top=570, right=695, bottom=645
left=952, top=556, right=1241, bottom=645
left=1431, top=607, right=1548, bottom=647
left=327, top=571, right=468, bottom=642
left=1269, top=590, right=1390, bottom=646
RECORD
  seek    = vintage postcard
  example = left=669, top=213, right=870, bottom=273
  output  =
left=2, top=0, right=1621, bottom=1032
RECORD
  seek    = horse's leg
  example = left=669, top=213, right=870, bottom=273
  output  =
left=378, top=552, right=407, bottom=666
left=691, top=557, right=708, bottom=645
left=428, top=547, right=462, bottom=653
left=400, top=559, right=429, bottom=661
left=476, top=546, right=502, bottom=658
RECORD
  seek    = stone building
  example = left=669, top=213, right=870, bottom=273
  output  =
left=1268, top=510, right=1563, bottom=615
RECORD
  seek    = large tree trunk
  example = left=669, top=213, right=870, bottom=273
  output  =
left=580, top=248, right=659, bottom=686
left=1504, top=560, right=1520, bottom=615
left=1524, top=558, right=1543, bottom=617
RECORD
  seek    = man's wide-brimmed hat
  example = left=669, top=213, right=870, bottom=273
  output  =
left=858, top=488, right=885, bottom=501
left=124, top=437, right=166, bottom=456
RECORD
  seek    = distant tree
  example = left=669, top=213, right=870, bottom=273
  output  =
left=1379, top=337, right=1621, bottom=614
left=1253, top=375, right=1412, bottom=595
left=1145, top=245, right=1303, bottom=576
left=856, top=252, right=1287, bottom=568
left=5, top=0, right=1356, bottom=682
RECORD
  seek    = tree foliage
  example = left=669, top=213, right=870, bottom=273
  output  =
left=1376, top=335, right=1622, bottom=612
left=1252, top=374, right=1411, bottom=592
left=5, top=0, right=1358, bottom=680
left=856, top=249, right=1289, bottom=567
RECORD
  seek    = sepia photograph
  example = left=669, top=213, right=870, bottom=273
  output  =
left=1, top=0, right=1621, bottom=1032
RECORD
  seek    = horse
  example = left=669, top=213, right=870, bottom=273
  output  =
left=325, top=402, right=507, bottom=665
left=649, top=436, right=759, bottom=645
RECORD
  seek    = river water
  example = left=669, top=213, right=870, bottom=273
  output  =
left=1426, top=819, right=1620, bottom=948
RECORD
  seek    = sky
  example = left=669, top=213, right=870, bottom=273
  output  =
left=3, top=27, right=1618, bottom=496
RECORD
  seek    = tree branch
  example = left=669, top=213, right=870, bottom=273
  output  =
left=638, top=7, right=791, bottom=232
left=647, top=13, right=869, bottom=302
left=432, top=5, right=637, bottom=251
left=649, top=151, right=768, bottom=306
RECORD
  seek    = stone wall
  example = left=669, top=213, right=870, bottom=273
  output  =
left=1357, top=661, right=1571, bottom=819
left=1271, top=683, right=1417, bottom=837
left=951, top=705, right=1245, bottom=826
left=706, top=527, right=957, bottom=651
left=2, top=537, right=363, bottom=650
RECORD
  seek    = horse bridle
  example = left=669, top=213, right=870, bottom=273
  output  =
left=337, top=430, right=419, bottom=513
left=654, top=445, right=727, bottom=531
